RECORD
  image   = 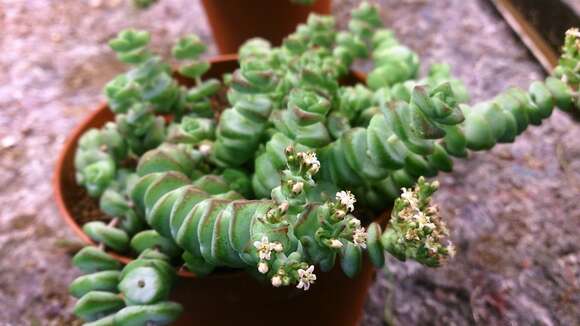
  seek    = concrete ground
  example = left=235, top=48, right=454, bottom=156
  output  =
left=0, top=0, right=578, bottom=325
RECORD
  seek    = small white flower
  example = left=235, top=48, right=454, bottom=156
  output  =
left=271, top=242, right=284, bottom=252
left=431, top=180, right=440, bottom=189
left=398, top=206, right=416, bottom=220
left=303, top=152, right=320, bottom=167
left=414, top=211, right=435, bottom=230
left=425, top=238, right=438, bottom=253
left=405, top=228, right=420, bottom=241
left=424, top=222, right=436, bottom=230
left=566, top=28, right=580, bottom=38
left=400, top=188, right=418, bottom=206
left=271, top=275, right=282, bottom=287
left=258, top=261, right=269, bottom=274
left=302, top=152, right=320, bottom=174
left=328, top=239, right=343, bottom=249
left=292, top=181, right=304, bottom=194
left=308, top=163, right=320, bottom=175
left=336, top=190, right=356, bottom=212
left=254, top=235, right=273, bottom=261
left=198, top=143, right=212, bottom=156
left=296, top=265, right=316, bottom=291
left=353, top=227, right=367, bottom=249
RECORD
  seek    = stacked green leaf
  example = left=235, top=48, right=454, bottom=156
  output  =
left=132, top=145, right=376, bottom=285
left=367, top=29, right=420, bottom=89
left=71, top=247, right=182, bottom=325
left=75, top=124, right=128, bottom=197
left=211, top=58, right=277, bottom=167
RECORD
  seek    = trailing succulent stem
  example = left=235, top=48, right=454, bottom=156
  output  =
left=71, top=1, right=580, bottom=323
left=130, top=145, right=373, bottom=283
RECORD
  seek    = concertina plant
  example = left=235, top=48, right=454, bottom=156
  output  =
left=70, top=2, right=580, bottom=324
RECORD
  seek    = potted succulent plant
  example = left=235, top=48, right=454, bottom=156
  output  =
left=200, top=0, right=331, bottom=54
left=54, top=2, right=580, bottom=325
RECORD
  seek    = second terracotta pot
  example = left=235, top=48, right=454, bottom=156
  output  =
left=201, top=0, right=331, bottom=54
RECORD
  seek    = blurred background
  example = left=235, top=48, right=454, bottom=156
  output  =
left=0, top=0, right=579, bottom=324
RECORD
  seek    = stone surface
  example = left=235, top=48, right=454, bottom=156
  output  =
left=0, top=0, right=578, bottom=325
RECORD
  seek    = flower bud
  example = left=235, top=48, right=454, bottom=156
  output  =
left=334, top=209, right=346, bottom=219
left=258, top=261, right=269, bottom=274
left=328, top=239, right=343, bottom=249
left=271, top=275, right=282, bottom=287
left=271, top=242, right=284, bottom=252
left=308, top=164, right=320, bottom=175
left=431, top=180, right=440, bottom=190
left=278, top=202, right=289, bottom=213
left=199, top=143, right=212, bottom=156
left=348, top=218, right=361, bottom=228
left=292, top=182, right=304, bottom=194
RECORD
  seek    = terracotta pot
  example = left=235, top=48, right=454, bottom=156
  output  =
left=53, top=55, right=385, bottom=325
left=201, top=0, right=331, bottom=54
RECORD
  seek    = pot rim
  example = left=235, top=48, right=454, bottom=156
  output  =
left=53, top=53, right=373, bottom=279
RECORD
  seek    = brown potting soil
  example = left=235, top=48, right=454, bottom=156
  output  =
left=69, top=190, right=107, bottom=226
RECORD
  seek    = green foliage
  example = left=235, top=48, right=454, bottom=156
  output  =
left=128, top=146, right=372, bottom=285
left=109, top=29, right=151, bottom=65
left=211, top=58, right=275, bottom=167
left=172, top=35, right=210, bottom=80
left=367, top=29, right=420, bottom=89
left=274, top=88, right=332, bottom=147
left=71, top=2, right=580, bottom=323
left=71, top=248, right=181, bottom=325
left=83, top=221, right=130, bottom=252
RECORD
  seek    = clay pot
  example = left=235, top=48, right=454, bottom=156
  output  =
left=53, top=55, right=385, bottom=325
left=201, top=0, right=331, bottom=54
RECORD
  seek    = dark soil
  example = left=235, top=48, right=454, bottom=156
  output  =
left=70, top=189, right=107, bottom=226
left=0, top=0, right=579, bottom=325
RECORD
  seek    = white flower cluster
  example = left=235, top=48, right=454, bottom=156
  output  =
left=566, top=27, right=580, bottom=38
left=400, top=187, right=418, bottom=207
left=269, top=264, right=317, bottom=291
left=398, top=184, right=454, bottom=260
left=336, top=190, right=356, bottom=212
left=253, top=236, right=283, bottom=274
left=297, top=151, right=320, bottom=174
left=352, top=226, right=367, bottom=249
